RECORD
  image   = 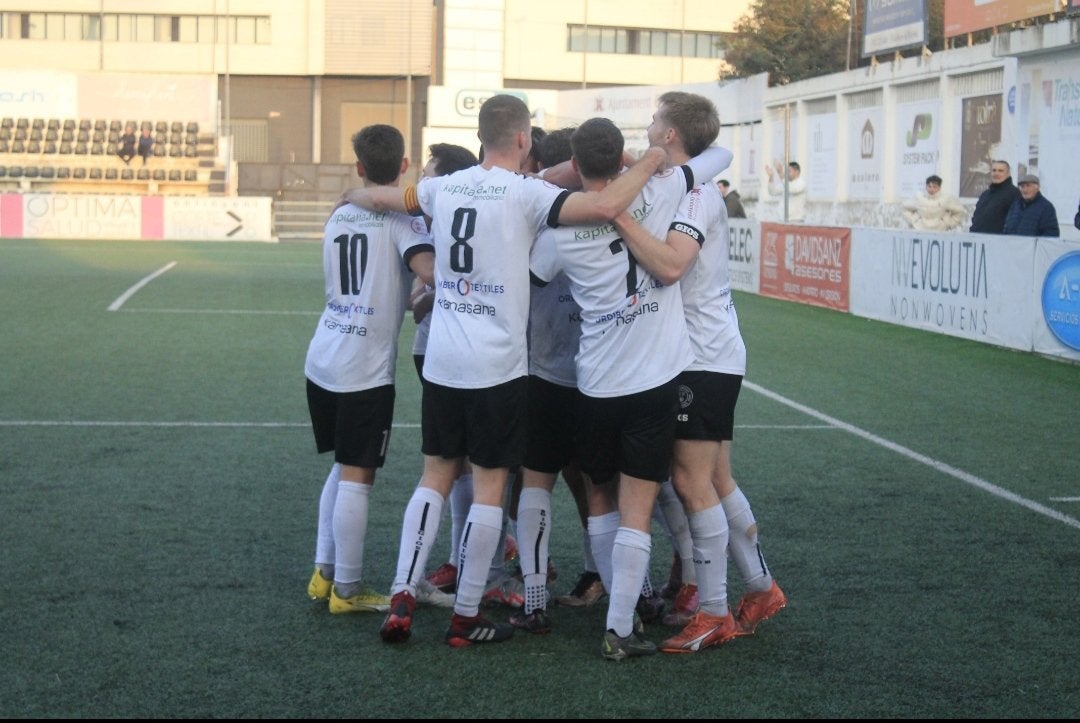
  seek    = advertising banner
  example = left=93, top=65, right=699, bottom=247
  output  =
left=958, top=93, right=1003, bottom=198
left=849, top=228, right=1033, bottom=350
left=0, top=193, right=272, bottom=241
left=863, top=0, right=927, bottom=57
left=945, top=1, right=1060, bottom=37
left=728, top=219, right=760, bottom=294
left=807, top=112, right=838, bottom=200
left=896, top=98, right=942, bottom=200
left=1032, top=239, right=1080, bottom=362
left=847, top=106, right=884, bottom=199
left=759, top=223, right=850, bottom=311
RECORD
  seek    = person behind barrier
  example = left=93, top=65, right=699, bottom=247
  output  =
left=1003, top=174, right=1059, bottom=238
left=902, top=174, right=966, bottom=232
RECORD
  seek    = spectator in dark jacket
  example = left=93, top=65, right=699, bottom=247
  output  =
left=1003, top=174, right=1059, bottom=238
left=1074, top=197, right=1079, bottom=230
left=970, top=160, right=1020, bottom=233
left=718, top=179, right=747, bottom=218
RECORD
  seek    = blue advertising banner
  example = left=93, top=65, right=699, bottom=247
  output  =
left=863, top=0, right=927, bottom=57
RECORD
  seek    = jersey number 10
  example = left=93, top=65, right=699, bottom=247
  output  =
left=334, top=233, right=368, bottom=295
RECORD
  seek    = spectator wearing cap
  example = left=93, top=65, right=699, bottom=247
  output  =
left=970, top=159, right=1019, bottom=234
left=1003, top=174, right=1059, bottom=238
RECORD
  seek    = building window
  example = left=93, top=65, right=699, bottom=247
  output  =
left=567, top=24, right=725, bottom=60
left=1, top=11, right=267, bottom=44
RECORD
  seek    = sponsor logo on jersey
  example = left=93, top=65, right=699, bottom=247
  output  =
left=439, top=279, right=506, bottom=296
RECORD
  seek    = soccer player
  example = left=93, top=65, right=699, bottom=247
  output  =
left=304, top=124, right=434, bottom=614
left=530, top=117, right=734, bottom=660
left=340, top=94, right=669, bottom=646
left=614, top=91, right=787, bottom=653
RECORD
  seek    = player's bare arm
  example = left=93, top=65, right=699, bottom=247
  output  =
left=407, top=250, right=435, bottom=288
left=612, top=211, right=700, bottom=286
left=339, top=185, right=410, bottom=214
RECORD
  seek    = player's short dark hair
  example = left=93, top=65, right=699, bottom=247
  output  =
left=718, top=179, right=731, bottom=189
left=788, top=161, right=801, bottom=173
left=478, top=94, right=531, bottom=151
left=352, top=124, right=403, bottom=185
left=526, top=126, right=547, bottom=169
left=538, top=127, right=574, bottom=169
left=571, top=118, right=624, bottom=180
left=657, top=91, right=720, bottom=157
left=926, top=174, right=942, bottom=185
left=428, top=143, right=478, bottom=176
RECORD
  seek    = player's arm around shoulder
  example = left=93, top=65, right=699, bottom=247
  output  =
left=337, top=184, right=413, bottom=215
left=612, top=210, right=699, bottom=286
left=558, top=147, right=667, bottom=225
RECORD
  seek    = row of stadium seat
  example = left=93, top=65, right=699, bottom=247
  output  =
left=0, top=166, right=199, bottom=182
left=0, top=128, right=202, bottom=146
left=0, top=140, right=200, bottom=157
left=1, top=118, right=200, bottom=135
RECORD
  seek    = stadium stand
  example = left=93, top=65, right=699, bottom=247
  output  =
left=0, top=117, right=215, bottom=195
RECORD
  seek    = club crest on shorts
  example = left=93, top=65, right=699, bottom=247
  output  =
left=678, top=384, right=693, bottom=409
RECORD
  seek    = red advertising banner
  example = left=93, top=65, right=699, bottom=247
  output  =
left=759, top=223, right=851, bottom=311
left=944, top=1, right=1059, bottom=37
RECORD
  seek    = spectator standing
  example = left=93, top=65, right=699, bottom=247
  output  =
left=718, top=179, right=746, bottom=218
left=1003, top=174, right=1059, bottom=238
left=902, top=174, right=966, bottom=231
left=137, top=129, right=154, bottom=166
left=969, top=160, right=1019, bottom=233
left=1074, top=197, right=1079, bottom=231
left=765, top=161, right=806, bottom=222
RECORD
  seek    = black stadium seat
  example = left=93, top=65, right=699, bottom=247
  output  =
left=170, top=121, right=183, bottom=134
left=24, top=166, right=39, bottom=178
left=137, top=168, right=150, bottom=180
left=73, top=167, right=86, bottom=179
left=121, top=168, right=134, bottom=180
left=168, top=169, right=182, bottom=181
left=184, top=169, right=198, bottom=181
left=105, top=168, right=118, bottom=180
left=8, top=165, right=23, bottom=177
left=152, top=169, right=166, bottom=181
left=40, top=166, right=55, bottom=179
left=89, top=167, right=102, bottom=179
left=56, top=167, right=70, bottom=179
left=186, top=121, right=199, bottom=134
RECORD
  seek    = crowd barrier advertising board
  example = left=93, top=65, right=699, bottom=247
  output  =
left=0, top=193, right=272, bottom=241
left=728, top=219, right=760, bottom=294
left=758, top=223, right=851, bottom=311
left=849, top=229, right=1034, bottom=351
left=1033, top=239, right=1080, bottom=363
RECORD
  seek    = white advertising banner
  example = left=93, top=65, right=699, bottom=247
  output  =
left=1032, top=238, right=1080, bottom=362
left=807, top=113, right=838, bottom=200
left=847, top=106, right=885, bottom=199
left=849, top=228, right=1034, bottom=351
left=163, top=197, right=273, bottom=242
left=0, top=71, right=78, bottom=120
left=20, top=193, right=143, bottom=240
left=728, top=219, right=760, bottom=294
left=896, top=98, right=942, bottom=200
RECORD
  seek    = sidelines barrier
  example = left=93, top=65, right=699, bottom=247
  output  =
left=0, top=192, right=272, bottom=242
left=728, top=219, right=1080, bottom=364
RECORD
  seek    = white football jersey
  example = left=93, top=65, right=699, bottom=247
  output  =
left=530, top=167, right=698, bottom=398
left=671, top=181, right=747, bottom=375
left=304, top=203, right=432, bottom=392
left=527, top=271, right=580, bottom=387
left=416, top=165, right=568, bottom=389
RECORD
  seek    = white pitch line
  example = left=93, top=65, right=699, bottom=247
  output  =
left=1050, top=497, right=1080, bottom=502
left=744, top=380, right=1080, bottom=531
left=107, top=262, right=177, bottom=311
left=0, top=420, right=821, bottom=431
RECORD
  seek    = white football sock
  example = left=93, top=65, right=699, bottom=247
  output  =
left=454, top=503, right=503, bottom=617
left=656, top=477, right=696, bottom=585
left=606, top=527, right=651, bottom=638
left=517, top=487, right=552, bottom=613
left=688, top=503, right=730, bottom=616
left=587, top=511, right=620, bottom=594
left=447, top=472, right=472, bottom=566
left=332, top=480, right=371, bottom=588
left=314, top=463, right=340, bottom=576
left=391, top=486, right=444, bottom=595
left=722, top=487, right=773, bottom=593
